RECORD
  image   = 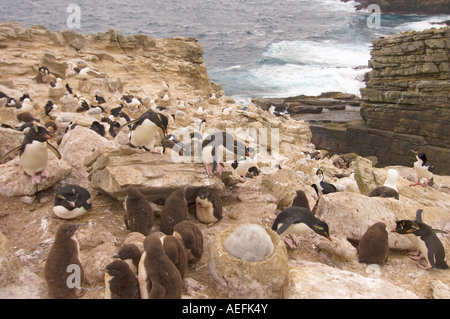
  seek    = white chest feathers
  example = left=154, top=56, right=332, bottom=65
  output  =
left=195, top=197, right=216, bottom=223
left=20, top=140, right=48, bottom=175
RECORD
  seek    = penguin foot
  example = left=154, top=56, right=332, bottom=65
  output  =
left=409, top=250, right=421, bottom=257
left=284, top=234, right=301, bottom=249
left=410, top=255, right=423, bottom=261
left=215, top=163, right=225, bottom=175
left=205, top=164, right=214, bottom=176
left=41, top=170, right=50, bottom=179
left=409, top=179, right=421, bottom=187
left=417, top=261, right=432, bottom=270
left=31, top=175, right=41, bottom=185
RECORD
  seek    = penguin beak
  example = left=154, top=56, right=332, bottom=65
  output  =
left=70, top=201, right=76, bottom=208
left=390, top=229, right=397, bottom=233
left=326, top=235, right=332, bottom=242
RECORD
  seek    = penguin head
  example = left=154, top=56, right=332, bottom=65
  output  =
left=312, top=222, right=332, bottom=241
left=56, top=223, right=81, bottom=241
left=157, top=113, right=169, bottom=136
left=104, top=260, right=129, bottom=277
left=391, top=220, right=420, bottom=234
left=113, top=244, right=142, bottom=261
left=27, top=124, right=51, bottom=142
left=125, top=186, right=144, bottom=200
left=197, top=188, right=210, bottom=200
left=316, top=168, right=324, bottom=176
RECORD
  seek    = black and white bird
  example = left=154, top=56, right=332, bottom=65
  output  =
left=44, top=100, right=58, bottom=115
left=272, top=206, right=332, bottom=248
left=409, top=150, right=433, bottom=187
left=391, top=212, right=448, bottom=270
left=94, top=94, right=106, bottom=104
left=53, top=184, right=92, bottom=219
left=201, top=131, right=252, bottom=176
left=311, top=168, right=338, bottom=196
left=368, top=168, right=399, bottom=200
left=120, top=110, right=168, bottom=152
left=0, top=124, right=61, bottom=185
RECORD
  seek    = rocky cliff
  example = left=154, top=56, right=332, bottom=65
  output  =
left=360, top=27, right=450, bottom=174
left=345, top=0, right=450, bottom=15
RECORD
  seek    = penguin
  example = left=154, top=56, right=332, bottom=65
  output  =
left=138, top=234, right=183, bottom=299
left=201, top=131, right=252, bottom=176
left=113, top=243, right=142, bottom=276
left=120, top=110, right=168, bottom=152
left=173, top=220, right=204, bottom=268
left=368, top=168, right=400, bottom=200
left=357, top=222, right=390, bottom=264
left=53, top=184, right=92, bottom=219
left=89, top=121, right=106, bottom=137
left=94, top=94, right=106, bottom=104
left=104, top=259, right=140, bottom=299
left=231, top=159, right=259, bottom=178
left=65, top=83, right=73, bottom=95
left=0, top=124, right=61, bottom=185
left=44, top=223, right=84, bottom=299
left=17, top=112, right=40, bottom=123
left=195, top=187, right=223, bottom=225
left=121, top=94, right=142, bottom=110
left=312, top=168, right=338, bottom=196
left=160, top=188, right=189, bottom=235
left=76, top=99, right=89, bottom=112
left=44, top=100, right=58, bottom=115
left=271, top=206, right=332, bottom=248
left=291, top=190, right=310, bottom=210
left=123, top=186, right=154, bottom=236
left=161, top=235, right=188, bottom=279
left=409, top=150, right=434, bottom=187
left=391, top=216, right=449, bottom=270
left=14, top=97, right=33, bottom=114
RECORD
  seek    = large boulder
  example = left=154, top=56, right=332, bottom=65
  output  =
left=85, top=146, right=225, bottom=203
left=284, top=260, right=419, bottom=299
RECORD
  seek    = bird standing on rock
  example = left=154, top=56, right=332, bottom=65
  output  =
left=272, top=206, right=332, bottom=248
left=0, top=124, right=61, bottom=185
left=368, top=168, right=399, bottom=200
left=409, top=150, right=433, bottom=187
left=391, top=214, right=448, bottom=270
left=311, top=168, right=338, bottom=196
left=120, top=110, right=168, bottom=153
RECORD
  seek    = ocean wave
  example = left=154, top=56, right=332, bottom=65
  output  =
left=394, top=15, right=450, bottom=32
left=263, top=40, right=371, bottom=68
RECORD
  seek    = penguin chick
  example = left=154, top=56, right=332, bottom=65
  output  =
left=368, top=169, right=399, bottom=200
left=161, top=235, right=188, bottom=279
left=291, top=190, right=310, bottom=210
left=138, top=234, right=183, bottom=299
left=173, top=220, right=204, bottom=268
left=53, top=184, right=92, bottom=219
left=160, top=188, right=189, bottom=235
left=44, top=223, right=84, bottom=299
left=358, top=222, right=389, bottom=264
left=272, top=206, right=332, bottom=248
left=391, top=219, right=449, bottom=270
left=124, top=187, right=154, bottom=236
left=113, top=243, right=142, bottom=276
left=104, top=260, right=140, bottom=299
left=195, top=187, right=223, bottom=225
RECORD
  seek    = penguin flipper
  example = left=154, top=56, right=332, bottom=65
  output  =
left=0, top=145, right=22, bottom=162
left=415, top=209, right=424, bottom=223
left=47, top=143, right=61, bottom=159
left=275, top=216, right=302, bottom=235
left=118, top=118, right=140, bottom=131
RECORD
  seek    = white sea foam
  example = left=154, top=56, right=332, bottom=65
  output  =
left=394, top=15, right=450, bottom=32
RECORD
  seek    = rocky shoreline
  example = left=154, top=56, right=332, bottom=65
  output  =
left=0, top=23, right=449, bottom=299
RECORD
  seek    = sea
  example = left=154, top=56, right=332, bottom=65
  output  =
left=1, top=0, right=449, bottom=104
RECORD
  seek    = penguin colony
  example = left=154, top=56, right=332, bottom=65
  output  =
left=1, top=56, right=448, bottom=301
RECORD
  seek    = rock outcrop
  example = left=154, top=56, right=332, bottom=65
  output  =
left=360, top=27, right=450, bottom=174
